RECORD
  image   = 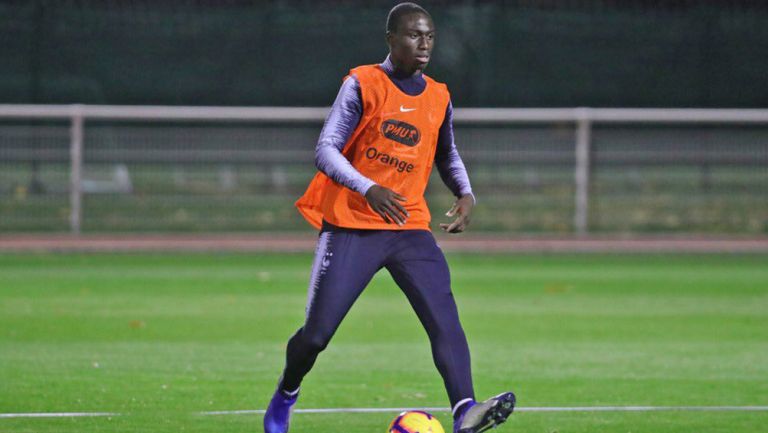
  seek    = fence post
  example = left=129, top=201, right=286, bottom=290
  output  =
left=69, top=105, right=84, bottom=235
left=574, top=108, right=592, bottom=235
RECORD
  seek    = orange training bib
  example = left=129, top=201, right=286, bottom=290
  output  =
left=296, top=64, right=450, bottom=230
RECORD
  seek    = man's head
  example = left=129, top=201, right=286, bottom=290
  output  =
left=385, top=2, right=435, bottom=75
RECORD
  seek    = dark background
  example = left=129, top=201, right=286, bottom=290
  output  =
left=2, top=0, right=767, bottom=108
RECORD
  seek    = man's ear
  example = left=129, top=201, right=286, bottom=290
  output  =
left=385, top=31, right=393, bottom=48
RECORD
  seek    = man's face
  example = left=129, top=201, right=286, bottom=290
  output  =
left=387, top=13, right=435, bottom=74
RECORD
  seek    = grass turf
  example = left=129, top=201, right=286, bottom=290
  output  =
left=1, top=252, right=767, bottom=432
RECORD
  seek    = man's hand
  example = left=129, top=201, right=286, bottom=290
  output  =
left=365, top=185, right=409, bottom=226
left=440, top=194, right=474, bottom=233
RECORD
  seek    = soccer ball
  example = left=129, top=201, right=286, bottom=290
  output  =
left=387, top=410, right=445, bottom=433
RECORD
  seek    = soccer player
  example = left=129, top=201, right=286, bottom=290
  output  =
left=264, top=3, right=515, bottom=433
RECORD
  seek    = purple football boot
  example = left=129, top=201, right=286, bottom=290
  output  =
left=263, top=388, right=298, bottom=433
left=454, top=392, right=516, bottom=433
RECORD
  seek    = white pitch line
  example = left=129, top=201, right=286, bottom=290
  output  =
left=4, top=406, right=768, bottom=419
left=199, top=405, right=768, bottom=416
left=520, top=406, right=768, bottom=412
left=0, top=412, right=118, bottom=419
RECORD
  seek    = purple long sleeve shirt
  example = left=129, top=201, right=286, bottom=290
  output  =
left=315, top=56, right=474, bottom=201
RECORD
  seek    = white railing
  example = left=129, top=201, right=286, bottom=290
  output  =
left=2, top=104, right=768, bottom=235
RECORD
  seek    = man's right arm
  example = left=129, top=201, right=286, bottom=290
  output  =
left=315, top=74, right=409, bottom=225
left=314, top=75, right=376, bottom=196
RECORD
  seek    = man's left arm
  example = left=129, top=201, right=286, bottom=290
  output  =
left=434, top=100, right=475, bottom=233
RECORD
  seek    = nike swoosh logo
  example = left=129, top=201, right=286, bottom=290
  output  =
left=399, top=105, right=417, bottom=113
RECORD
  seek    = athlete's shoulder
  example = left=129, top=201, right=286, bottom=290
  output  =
left=348, top=64, right=386, bottom=80
left=347, top=65, right=391, bottom=107
left=423, top=73, right=449, bottom=94
left=423, top=74, right=450, bottom=108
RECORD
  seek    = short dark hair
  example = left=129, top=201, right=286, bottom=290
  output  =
left=386, top=2, right=431, bottom=34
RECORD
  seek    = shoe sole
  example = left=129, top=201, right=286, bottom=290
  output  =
left=458, top=392, right=516, bottom=433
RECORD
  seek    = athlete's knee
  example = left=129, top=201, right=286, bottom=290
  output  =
left=428, top=315, right=467, bottom=346
left=425, top=301, right=464, bottom=335
left=300, top=328, right=333, bottom=353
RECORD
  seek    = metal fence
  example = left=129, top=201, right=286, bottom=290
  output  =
left=1, top=105, right=767, bottom=235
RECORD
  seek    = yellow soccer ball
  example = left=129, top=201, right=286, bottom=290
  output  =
left=387, top=410, right=445, bottom=433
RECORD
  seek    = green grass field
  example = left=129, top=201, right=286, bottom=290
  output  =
left=1, top=252, right=767, bottom=433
